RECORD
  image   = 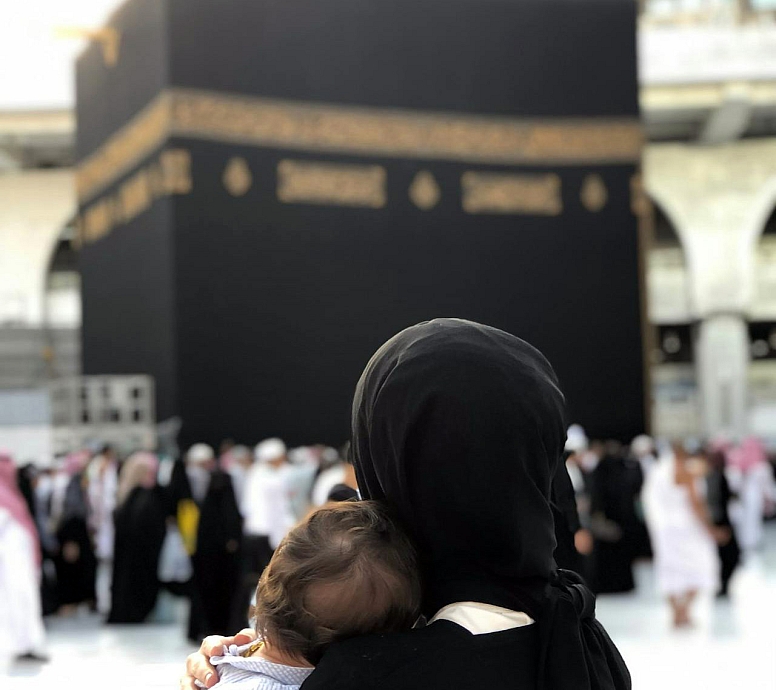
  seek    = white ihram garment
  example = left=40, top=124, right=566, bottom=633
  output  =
left=728, top=463, right=776, bottom=551
left=241, top=465, right=296, bottom=549
left=88, top=459, right=118, bottom=560
left=0, top=508, right=45, bottom=666
left=644, top=454, right=719, bottom=596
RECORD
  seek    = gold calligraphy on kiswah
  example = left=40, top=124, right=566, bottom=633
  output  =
left=277, top=160, right=387, bottom=208
left=77, top=148, right=191, bottom=245
left=76, top=94, right=173, bottom=204
left=461, top=172, right=563, bottom=216
left=75, top=87, right=643, bottom=204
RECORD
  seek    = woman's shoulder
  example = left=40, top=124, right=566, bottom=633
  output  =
left=302, top=621, right=538, bottom=690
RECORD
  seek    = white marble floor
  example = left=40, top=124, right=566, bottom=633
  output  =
left=7, top=525, right=776, bottom=690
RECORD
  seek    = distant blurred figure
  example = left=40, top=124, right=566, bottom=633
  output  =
left=557, top=425, right=593, bottom=574
left=223, top=445, right=253, bottom=510
left=581, top=438, right=604, bottom=474
left=564, top=425, right=589, bottom=494
left=589, top=441, right=642, bottom=593
left=232, top=439, right=295, bottom=630
left=313, top=442, right=359, bottom=504
left=242, top=439, right=296, bottom=554
left=15, top=463, right=36, bottom=518
left=644, top=443, right=721, bottom=628
left=176, top=443, right=242, bottom=641
left=87, top=444, right=119, bottom=615
left=218, top=439, right=236, bottom=467
left=51, top=451, right=97, bottom=614
left=284, top=446, right=320, bottom=519
left=629, top=435, right=655, bottom=559
left=630, top=435, right=657, bottom=478
left=311, top=447, right=347, bottom=506
left=705, top=448, right=740, bottom=598
left=0, top=453, right=46, bottom=666
left=30, top=466, right=59, bottom=616
left=108, top=453, right=167, bottom=624
left=325, top=462, right=359, bottom=503
left=727, top=437, right=776, bottom=553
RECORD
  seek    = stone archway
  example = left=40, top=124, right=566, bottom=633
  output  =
left=750, top=198, right=776, bottom=321
left=647, top=200, right=692, bottom=325
left=43, top=218, right=81, bottom=330
left=646, top=199, right=700, bottom=438
left=748, top=201, right=776, bottom=440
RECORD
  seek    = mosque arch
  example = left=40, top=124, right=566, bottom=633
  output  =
left=646, top=197, right=692, bottom=329
left=652, top=200, right=686, bottom=251
left=749, top=189, right=776, bottom=353
left=42, top=216, right=81, bottom=330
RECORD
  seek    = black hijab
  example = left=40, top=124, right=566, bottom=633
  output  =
left=352, top=319, right=630, bottom=690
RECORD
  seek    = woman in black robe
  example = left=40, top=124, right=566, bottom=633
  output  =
left=706, top=449, right=740, bottom=597
left=108, top=453, right=167, bottom=623
left=589, top=445, right=643, bottom=594
left=184, top=319, right=630, bottom=690
left=173, top=444, right=243, bottom=641
left=53, top=454, right=97, bottom=610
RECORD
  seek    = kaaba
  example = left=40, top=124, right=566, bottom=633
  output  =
left=76, top=0, right=648, bottom=449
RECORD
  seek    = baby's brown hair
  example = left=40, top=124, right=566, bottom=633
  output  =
left=253, top=500, right=421, bottom=664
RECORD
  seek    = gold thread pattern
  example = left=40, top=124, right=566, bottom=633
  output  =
left=276, top=160, right=386, bottom=208
left=78, top=148, right=192, bottom=245
left=76, top=88, right=643, bottom=203
left=580, top=174, right=608, bottom=212
left=461, top=172, right=562, bottom=216
left=174, top=88, right=642, bottom=169
left=409, top=171, right=441, bottom=210
left=76, top=94, right=172, bottom=203
left=159, top=149, right=193, bottom=194
left=223, top=157, right=253, bottom=197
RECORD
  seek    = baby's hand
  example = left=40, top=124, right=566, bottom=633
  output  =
left=181, top=629, right=256, bottom=690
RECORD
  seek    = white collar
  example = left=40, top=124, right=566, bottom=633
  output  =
left=429, top=601, right=535, bottom=635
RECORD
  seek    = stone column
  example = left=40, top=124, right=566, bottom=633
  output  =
left=696, top=314, right=750, bottom=437
left=645, top=139, right=776, bottom=438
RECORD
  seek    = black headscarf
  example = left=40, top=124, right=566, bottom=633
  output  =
left=352, top=319, right=630, bottom=690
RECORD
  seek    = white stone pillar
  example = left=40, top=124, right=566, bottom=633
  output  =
left=695, top=314, right=750, bottom=438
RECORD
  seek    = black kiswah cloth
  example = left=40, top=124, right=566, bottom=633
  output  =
left=351, top=319, right=630, bottom=690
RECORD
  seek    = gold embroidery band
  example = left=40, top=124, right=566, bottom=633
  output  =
left=277, top=160, right=386, bottom=208
left=76, top=94, right=172, bottom=203
left=76, top=87, right=643, bottom=204
left=461, top=172, right=563, bottom=216
left=77, top=149, right=192, bottom=245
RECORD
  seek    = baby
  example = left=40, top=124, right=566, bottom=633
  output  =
left=209, top=500, right=421, bottom=690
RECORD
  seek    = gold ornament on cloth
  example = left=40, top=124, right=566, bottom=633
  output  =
left=580, top=174, right=608, bottom=212
left=461, top=172, right=562, bottom=216
left=409, top=171, right=441, bottom=210
left=276, top=160, right=386, bottom=208
left=223, top=157, right=253, bottom=197
left=76, top=88, right=643, bottom=205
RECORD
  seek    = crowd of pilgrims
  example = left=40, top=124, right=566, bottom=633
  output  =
left=2, top=426, right=775, bottom=662
left=1, top=438, right=356, bottom=662
left=562, top=427, right=776, bottom=626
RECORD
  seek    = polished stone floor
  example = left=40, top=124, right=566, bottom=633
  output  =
left=8, top=525, right=776, bottom=690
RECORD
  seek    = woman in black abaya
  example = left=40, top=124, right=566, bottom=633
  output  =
left=706, top=448, right=740, bottom=598
left=53, top=452, right=97, bottom=611
left=171, top=444, right=243, bottom=642
left=589, top=445, right=643, bottom=594
left=184, top=319, right=630, bottom=690
left=108, top=453, right=167, bottom=624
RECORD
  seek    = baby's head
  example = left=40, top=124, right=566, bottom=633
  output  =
left=253, top=500, right=421, bottom=665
